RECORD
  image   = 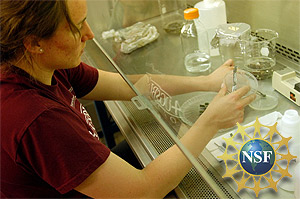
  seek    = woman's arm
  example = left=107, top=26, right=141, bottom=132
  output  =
left=82, top=59, right=234, bottom=101
left=81, top=69, right=137, bottom=101
left=75, top=86, right=256, bottom=198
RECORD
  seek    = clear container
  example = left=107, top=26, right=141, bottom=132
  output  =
left=248, top=92, right=278, bottom=111
left=211, top=23, right=251, bottom=65
left=223, top=68, right=280, bottom=110
left=180, top=8, right=211, bottom=73
left=223, top=69, right=258, bottom=96
left=243, top=29, right=279, bottom=80
left=179, top=92, right=217, bottom=126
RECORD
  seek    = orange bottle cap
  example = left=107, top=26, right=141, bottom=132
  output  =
left=184, top=8, right=199, bottom=20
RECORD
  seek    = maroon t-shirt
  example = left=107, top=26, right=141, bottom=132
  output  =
left=0, top=63, right=111, bottom=198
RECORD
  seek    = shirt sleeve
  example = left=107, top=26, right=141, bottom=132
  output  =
left=67, top=62, right=99, bottom=98
left=17, top=106, right=110, bottom=194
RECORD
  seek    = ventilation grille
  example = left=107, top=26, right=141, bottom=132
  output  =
left=121, top=101, right=235, bottom=199
left=275, top=43, right=300, bottom=64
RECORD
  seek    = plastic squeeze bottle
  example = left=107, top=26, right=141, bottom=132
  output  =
left=180, top=8, right=211, bottom=73
left=194, top=0, right=227, bottom=55
left=280, top=109, right=300, bottom=160
left=277, top=109, right=300, bottom=192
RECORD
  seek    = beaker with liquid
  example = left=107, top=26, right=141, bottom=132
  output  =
left=243, top=29, right=279, bottom=80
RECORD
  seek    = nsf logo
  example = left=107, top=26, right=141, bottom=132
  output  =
left=239, top=139, right=275, bottom=175
left=218, top=118, right=297, bottom=197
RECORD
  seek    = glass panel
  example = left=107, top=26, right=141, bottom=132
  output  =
left=84, top=1, right=300, bottom=198
left=86, top=1, right=290, bottom=197
left=85, top=0, right=228, bottom=194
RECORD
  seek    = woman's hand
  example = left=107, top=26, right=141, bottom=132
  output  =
left=206, top=59, right=234, bottom=92
left=197, top=85, right=256, bottom=130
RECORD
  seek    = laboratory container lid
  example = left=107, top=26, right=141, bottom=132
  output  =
left=216, top=23, right=251, bottom=38
left=184, top=8, right=199, bottom=20
left=210, top=23, right=251, bottom=48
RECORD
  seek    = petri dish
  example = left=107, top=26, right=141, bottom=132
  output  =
left=223, top=69, right=258, bottom=96
left=179, top=92, right=217, bottom=126
left=249, top=93, right=278, bottom=110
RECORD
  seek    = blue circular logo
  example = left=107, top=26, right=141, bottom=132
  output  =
left=239, top=139, right=275, bottom=175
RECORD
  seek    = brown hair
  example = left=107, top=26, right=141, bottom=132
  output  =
left=0, top=0, right=80, bottom=69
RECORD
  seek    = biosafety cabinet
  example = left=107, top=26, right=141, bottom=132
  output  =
left=82, top=0, right=300, bottom=198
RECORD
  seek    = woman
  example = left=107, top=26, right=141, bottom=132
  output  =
left=0, top=0, right=255, bottom=198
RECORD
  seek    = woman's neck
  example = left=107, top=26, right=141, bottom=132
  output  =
left=11, top=57, right=54, bottom=86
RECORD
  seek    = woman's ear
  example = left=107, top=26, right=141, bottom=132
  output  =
left=23, top=35, right=43, bottom=54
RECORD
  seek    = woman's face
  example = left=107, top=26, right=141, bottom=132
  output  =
left=39, top=0, right=94, bottom=70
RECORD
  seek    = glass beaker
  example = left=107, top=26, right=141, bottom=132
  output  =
left=157, top=0, right=187, bottom=34
left=243, top=29, right=279, bottom=80
left=212, top=23, right=251, bottom=65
